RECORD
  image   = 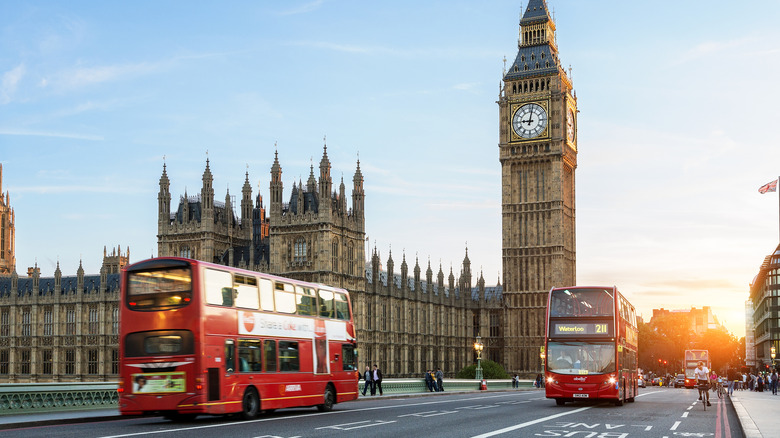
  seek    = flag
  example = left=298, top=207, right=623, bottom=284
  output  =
left=759, top=179, right=778, bottom=194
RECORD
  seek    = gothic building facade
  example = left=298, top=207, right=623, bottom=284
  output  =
left=156, top=144, right=503, bottom=377
left=0, top=164, right=15, bottom=275
left=499, top=0, right=577, bottom=373
left=0, top=247, right=128, bottom=383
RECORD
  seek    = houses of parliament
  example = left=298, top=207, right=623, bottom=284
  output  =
left=0, top=0, right=576, bottom=382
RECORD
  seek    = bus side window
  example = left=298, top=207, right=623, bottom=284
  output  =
left=264, top=340, right=277, bottom=372
left=274, top=282, right=296, bottom=313
left=334, top=292, right=349, bottom=320
left=238, top=339, right=262, bottom=373
left=221, top=288, right=236, bottom=306
left=204, top=269, right=233, bottom=306
left=341, top=344, right=356, bottom=371
left=225, top=339, right=235, bottom=373
left=279, top=341, right=299, bottom=372
left=259, top=278, right=274, bottom=311
left=296, top=286, right=317, bottom=316
left=234, top=275, right=259, bottom=310
left=319, top=290, right=334, bottom=318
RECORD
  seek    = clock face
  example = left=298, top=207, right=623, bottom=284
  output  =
left=567, top=108, right=576, bottom=142
left=512, top=103, right=548, bottom=139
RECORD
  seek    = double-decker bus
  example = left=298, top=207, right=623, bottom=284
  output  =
left=544, top=286, right=639, bottom=406
left=683, top=350, right=710, bottom=388
left=118, top=257, right=359, bottom=420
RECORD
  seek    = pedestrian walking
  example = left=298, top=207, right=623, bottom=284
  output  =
left=361, top=365, right=373, bottom=396
left=772, top=371, right=778, bottom=395
left=435, top=367, right=444, bottom=392
left=372, top=364, right=383, bottom=396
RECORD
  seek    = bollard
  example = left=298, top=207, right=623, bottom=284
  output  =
left=480, top=379, right=487, bottom=390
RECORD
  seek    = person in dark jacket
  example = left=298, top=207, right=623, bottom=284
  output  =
left=361, top=365, right=373, bottom=396
left=424, top=370, right=434, bottom=391
left=435, top=368, right=444, bottom=392
left=372, top=364, right=383, bottom=396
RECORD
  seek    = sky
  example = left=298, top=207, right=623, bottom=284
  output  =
left=2, top=0, right=780, bottom=338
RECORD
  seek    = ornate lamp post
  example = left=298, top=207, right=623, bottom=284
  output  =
left=771, top=345, right=776, bottom=369
left=474, top=335, right=484, bottom=380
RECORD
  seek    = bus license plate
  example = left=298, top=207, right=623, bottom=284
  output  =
left=572, top=393, right=589, bottom=398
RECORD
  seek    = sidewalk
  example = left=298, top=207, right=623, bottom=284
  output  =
left=730, top=388, right=779, bottom=438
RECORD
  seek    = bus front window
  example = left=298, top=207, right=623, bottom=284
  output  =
left=127, top=267, right=192, bottom=310
left=547, top=342, right=616, bottom=375
left=549, top=288, right=614, bottom=317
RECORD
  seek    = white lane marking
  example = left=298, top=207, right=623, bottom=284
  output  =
left=398, top=410, right=458, bottom=418
left=470, top=406, right=593, bottom=438
left=315, top=420, right=396, bottom=430
left=98, top=392, right=535, bottom=438
left=671, top=421, right=681, bottom=430
left=682, top=412, right=689, bottom=418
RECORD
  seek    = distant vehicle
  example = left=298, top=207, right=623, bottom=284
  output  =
left=674, top=374, right=686, bottom=388
left=683, top=350, right=710, bottom=388
left=638, top=376, right=646, bottom=388
left=652, top=377, right=663, bottom=386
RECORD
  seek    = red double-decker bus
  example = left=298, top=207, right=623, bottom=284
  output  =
left=118, top=257, right=359, bottom=420
left=544, top=286, right=638, bottom=406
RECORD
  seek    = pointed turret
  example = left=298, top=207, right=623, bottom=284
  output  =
left=270, top=148, right=283, bottom=218
left=201, top=158, right=214, bottom=211
left=158, top=162, right=171, bottom=234
left=352, top=158, right=364, bottom=216
left=241, top=169, right=253, bottom=228
left=319, top=144, right=332, bottom=220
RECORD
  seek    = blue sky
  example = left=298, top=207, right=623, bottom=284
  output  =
left=3, top=0, right=780, bottom=337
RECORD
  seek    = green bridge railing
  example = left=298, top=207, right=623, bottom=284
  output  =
left=0, top=379, right=537, bottom=415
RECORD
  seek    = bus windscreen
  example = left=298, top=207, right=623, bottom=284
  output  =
left=549, top=288, right=614, bottom=317
left=127, top=267, right=192, bottom=310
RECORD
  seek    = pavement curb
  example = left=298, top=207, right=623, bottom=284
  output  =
left=729, top=394, right=762, bottom=438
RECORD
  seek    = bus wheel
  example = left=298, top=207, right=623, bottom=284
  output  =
left=241, top=387, right=261, bottom=420
left=317, top=385, right=335, bottom=412
left=555, top=399, right=565, bottom=406
left=627, top=396, right=635, bottom=402
left=614, top=398, right=624, bottom=406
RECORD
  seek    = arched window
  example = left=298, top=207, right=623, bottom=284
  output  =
left=348, top=242, right=355, bottom=275
left=332, top=238, right=339, bottom=271
left=294, top=238, right=307, bottom=263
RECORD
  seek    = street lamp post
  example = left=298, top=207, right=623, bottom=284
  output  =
left=474, top=335, right=484, bottom=380
left=771, top=345, right=776, bottom=370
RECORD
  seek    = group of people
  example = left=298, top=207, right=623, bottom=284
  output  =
left=742, top=370, right=778, bottom=394
left=360, top=364, right=384, bottom=396
left=424, top=368, right=444, bottom=392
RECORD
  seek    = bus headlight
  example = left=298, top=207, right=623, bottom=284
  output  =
left=608, top=377, right=616, bottom=384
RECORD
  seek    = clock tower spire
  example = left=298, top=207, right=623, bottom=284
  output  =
left=499, top=0, right=577, bottom=375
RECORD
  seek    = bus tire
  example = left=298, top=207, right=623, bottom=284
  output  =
left=317, top=384, right=336, bottom=412
left=555, top=399, right=565, bottom=406
left=241, top=387, right=261, bottom=420
left=614, top=398, right=624, bottom=406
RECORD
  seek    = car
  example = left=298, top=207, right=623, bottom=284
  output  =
left=651, top=377, right=663, bottom=386
left=638, top=376, right=646, bottom=388
left=674, top=374, right=686, bottom=388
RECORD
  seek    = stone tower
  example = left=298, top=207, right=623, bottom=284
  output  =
left=268, top=144, right=365, bottom=293
left=0, top=164, right=15, bottom=275
left=498, top=0, right=577, bottom=374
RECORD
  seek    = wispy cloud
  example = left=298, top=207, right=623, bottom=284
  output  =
left=277, top=0, right=324, bottom=16
left=1, top=63, right=25, bottom=104
left=44, top=62, right=158, bottom=91
left=0, top=128, right=103, bottom=141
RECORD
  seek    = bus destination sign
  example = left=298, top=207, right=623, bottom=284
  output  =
left=552, top=321, right=613, bottom=337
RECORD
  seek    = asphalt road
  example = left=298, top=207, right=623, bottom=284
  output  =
left=0, top=387, right=742, bottom=438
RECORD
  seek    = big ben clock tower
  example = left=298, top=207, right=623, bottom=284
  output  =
left=499, top=0, right=577, bottom=374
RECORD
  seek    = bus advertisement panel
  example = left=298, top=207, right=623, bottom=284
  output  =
left=545, top=286, right=639, bottom=406
left=119, top=257, right=359, bottom=421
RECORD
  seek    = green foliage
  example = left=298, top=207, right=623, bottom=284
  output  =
left=638, top=314, right=743, bottom=376
left=456, top=360, right=511, bottom=379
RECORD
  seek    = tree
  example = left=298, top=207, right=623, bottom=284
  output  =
left=456, top=360, right=511, bottom=379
